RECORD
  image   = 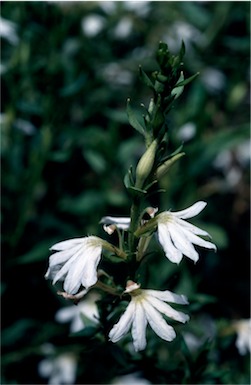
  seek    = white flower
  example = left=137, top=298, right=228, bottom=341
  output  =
left=111, top=372, right=152, bottom=385
left=101, top=216, right=131, bottom=233
left=45, top=236, right=103, bottom=294
left=55, top=293, right=100, bottom=333
left=101, top=208, right=158, bottom=234
left=156, top=201, right=216, bottom=264
left=233, top=319, right=251, bottom=355
left=38, top=352, right=77, bottom=385
left=109, top=281, right=189, bottom=352
left=81, top=14, right=105, bottom=37
left=0, top=17, right=19, bottom=45
left=177, top=122, right=196, bottom=142
left=113, top=17, right=133, bottom=39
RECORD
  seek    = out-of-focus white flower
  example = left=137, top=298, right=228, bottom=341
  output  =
left=201, top=67, right=226, bottom=94
left=113, top=17, right=133, bottom=39
left=213, top=140, right=250, bottom=190
left=123, top=1, right=150, bottom=17
left=236, top=140, right=251, bottom=166
left=45, top=236, right=103, bottom=294
left=14, top=118, right=36, bottom=135
left=101, top=62, right=133, bottom=86
left=183, top=332, right=202, bottom=353
left=233, top=319, right=251, bottom=355
left=81, top=14, right=105, bottom=37
left=111, top=372, right=152, bottom=385
left=165, top=21, right=205, bottom=52
left=55, top=292, right=100, bottom=333
left=98, top=1, right=116, bottom=14
left=0, top=17, right=19, bottom=45
left=183, top=315, right=217, bottom=353
left=177, top=122, right=196, bottom=142
left=109, top=281, right=189, bottom=352
left=38, top=352, right=77, bottom=385
left=156, top=201, right=216, bottom=264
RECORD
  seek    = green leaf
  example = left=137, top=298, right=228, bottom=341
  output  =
left=124, top=165, right=135, bottom=189
left=178, top=40, right=186, bottom=61
left=127, top=186, right=147, bottom=196
left=171, top=71, right=185, bottom=99
left=126, top=99, right=145, bottom=136
left=174, top=72, right=200, bottom=88
left=139, top=65, right=154, bottom=89
left=84, top=149, right=106, bottom=173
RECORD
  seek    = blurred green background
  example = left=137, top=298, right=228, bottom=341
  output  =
left=1, top=1, right=250, bottom=384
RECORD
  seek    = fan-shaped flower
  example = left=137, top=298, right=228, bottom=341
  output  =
left=156, top=201, right=216, bottom=263
left=109, top=281, right=189, bottom=352
left=45, top=236, right=103, bottom=294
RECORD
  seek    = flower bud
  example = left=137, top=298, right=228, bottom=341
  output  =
left=135, top=139, right=158, bottom=189
left=156, top=152, right=185, bottom=180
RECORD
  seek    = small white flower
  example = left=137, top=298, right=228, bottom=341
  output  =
left=101, top=216, right=131, bottom=232
left=109, top=281, right=189, bottom=352
left=0, top=17, right=19, bottom=45
left=55, top=293, right=100, bottom=333
left=113, top=17, right=133, bottom=39
left=177, top=122, right=196, bottom=142
left=45, top=236, right=103, bottom=294
left=101, top=208, right=158, bottom=234
left=38, top=352, right=77, bottom=385
left=157, top=201, right=216, bottom=264
left=81, top=14, right=105, bottom=37
left=111, top=372, right=152, bottom=385
left=233, top=319, right=251, bottom=355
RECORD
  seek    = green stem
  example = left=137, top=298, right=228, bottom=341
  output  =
left=128, top=196, right=141, bottom=257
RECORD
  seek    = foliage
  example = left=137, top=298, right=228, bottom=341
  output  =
left=1, top=1, right=250, bottom=384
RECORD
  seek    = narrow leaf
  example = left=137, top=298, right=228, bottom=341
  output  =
left=174, top=72, right=200, bottom=88
left=139, top=66, right=154, bottom=89
left=171, top=71, right=184, bottom=99
left=126, top=99, right=145, bottom=136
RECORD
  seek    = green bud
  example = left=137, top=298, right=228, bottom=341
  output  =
left=135, top=139, right=158, bottom=189
left=156, top=152, right=185, bottom=180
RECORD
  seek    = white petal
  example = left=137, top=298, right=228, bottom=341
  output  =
left=171, top=201, right=207, bottom=219
left=145, top=296, right=189, bottom=324
left=168, top=223, right=199, bottom=262
left=45, top=265, right=60, bottom=280
left=100, top=216, right=131, bottom=225
left=80, top=246, right=101, bottom=288
left=158, top=223, right=183, bottom=263
left=142, top=300, right=176, bottom=342
left=116, top=223, right=131, bottom=230
left=50, top=238, right=85, bottom=251
left=131, top=301, right=147, bottom=351
left=49, top=245, right=83, bottom=267
left=63, top=245, right=101, bottom=293
left=144, top=289, right=189, bottom=305
left=181, top=227, right=217, bottom=251
left=109, top=301, right=135, bottom=343
left=52, top=246, right=84, bottom=288
left=174, top=217, right=210, bottom=237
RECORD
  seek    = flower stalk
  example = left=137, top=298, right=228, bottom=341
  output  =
left=44, top=41, right=216, bottom=353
